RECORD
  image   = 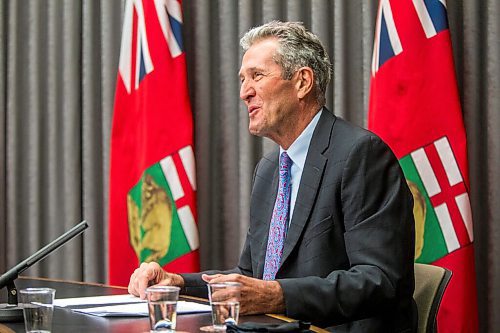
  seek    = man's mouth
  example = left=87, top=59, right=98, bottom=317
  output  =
left=248, top=106, right=261, bottom=115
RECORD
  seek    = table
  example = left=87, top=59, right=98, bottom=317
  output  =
left=0, top=277, right=326, bottom=332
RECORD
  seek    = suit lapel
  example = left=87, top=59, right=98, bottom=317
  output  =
left=279, top=110, right=335, bottom=269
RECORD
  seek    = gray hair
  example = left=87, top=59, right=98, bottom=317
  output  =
left=240, top=21, right=332, bottom=106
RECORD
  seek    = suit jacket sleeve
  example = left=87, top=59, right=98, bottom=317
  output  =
left=277, top=134, right=415, bottom=327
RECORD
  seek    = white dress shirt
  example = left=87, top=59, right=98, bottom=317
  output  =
left=279, top=109, right=322, bottom=223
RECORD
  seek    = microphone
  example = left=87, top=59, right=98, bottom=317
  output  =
left=0, top=220, right=88, bottom=322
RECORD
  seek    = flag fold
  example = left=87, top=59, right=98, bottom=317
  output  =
left=369, top=1, right=478, bottom=332
left=109, top=0, right=199, bottom=286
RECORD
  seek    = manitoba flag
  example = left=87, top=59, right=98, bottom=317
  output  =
left=109, top=0, right=199, bottom=286
left=368, top=0, right=478, bottom=332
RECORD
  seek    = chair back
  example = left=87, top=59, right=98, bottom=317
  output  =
left=413, top=263, right=452, bottom=333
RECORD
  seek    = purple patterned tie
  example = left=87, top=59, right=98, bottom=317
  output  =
left=263, top=152, right=292, bottom=280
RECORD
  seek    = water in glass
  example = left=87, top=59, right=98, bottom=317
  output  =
left=22, top=303, right=54, bottom=333
left=148, top=300, right=177, bottom=332
left=211, top=301, right=240, bottom=329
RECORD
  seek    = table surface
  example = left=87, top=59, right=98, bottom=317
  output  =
left=0, top=276, right=297, bottom=333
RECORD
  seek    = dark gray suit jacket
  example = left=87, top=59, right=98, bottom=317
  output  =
left=183, top=110, right=416, bottom=332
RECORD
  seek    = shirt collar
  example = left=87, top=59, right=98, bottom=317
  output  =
left=280, top=109, right=322, bottom=169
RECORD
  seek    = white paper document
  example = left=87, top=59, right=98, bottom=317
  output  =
left=72, top=301, right=211, bottom=317
left=54, top=294, right=145, bottom=307
left=54, top=294, right=211, bottom=317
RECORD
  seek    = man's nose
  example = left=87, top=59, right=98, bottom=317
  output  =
left=240, top=80, right=255, bottom=101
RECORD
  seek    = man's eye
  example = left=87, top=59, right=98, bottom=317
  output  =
left=254, top=72, right=264, bottom=80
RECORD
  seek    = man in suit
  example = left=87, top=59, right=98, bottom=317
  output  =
left=128, top=21, right=416, bottom=332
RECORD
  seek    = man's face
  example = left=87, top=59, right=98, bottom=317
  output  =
left=239, top=38, right=298, bottom=141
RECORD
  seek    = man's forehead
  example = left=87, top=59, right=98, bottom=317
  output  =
left=239, top=65, right=264, bottom=75
left=239, top=39, right=279, bottom=74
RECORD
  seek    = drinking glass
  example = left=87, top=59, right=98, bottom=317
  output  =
left=146, top=286, right=180, bottom=332
left=19, top=288, right=56, bottom=333
left=200, top=282, right=241, bottom=332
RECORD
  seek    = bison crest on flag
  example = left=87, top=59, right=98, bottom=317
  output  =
left=126, top=146, right=199, bottom=266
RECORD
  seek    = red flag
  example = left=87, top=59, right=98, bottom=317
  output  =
left=368, top=0, right=478, bottom=331
left=109, top=0, right=199, bottom=286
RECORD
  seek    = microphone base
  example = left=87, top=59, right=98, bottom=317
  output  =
left=0, top=303, right=23, bottom=322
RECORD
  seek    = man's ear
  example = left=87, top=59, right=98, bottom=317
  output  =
left=295, top=67, right=314, bottom=99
